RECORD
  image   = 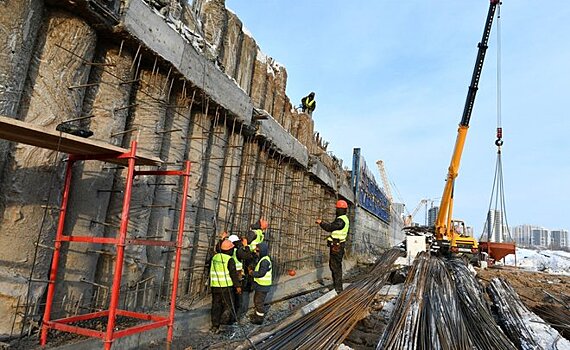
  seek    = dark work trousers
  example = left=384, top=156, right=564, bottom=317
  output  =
left=211, top=287, right=235, bottom=327
left=252, top=290, right=268, bottom=324
left=329, top=243, right=345, bottom=293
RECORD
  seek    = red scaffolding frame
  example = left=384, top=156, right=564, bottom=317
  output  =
left=39, top=141, right=191, bottom=350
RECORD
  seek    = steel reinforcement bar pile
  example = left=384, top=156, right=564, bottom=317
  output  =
left=446, top=259, right=516, bottom=350
left=377, top=252, right=524, bottom=350
left=532, top=303, right=570, bottom=340
left=252, top=248, right=403, bottom=350
left=487, top=278, right=570, bottom=349
left=376, top=252, right=473, bottom=350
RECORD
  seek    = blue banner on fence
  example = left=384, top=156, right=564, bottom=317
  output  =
left=352, top=148, right=390, bottom=223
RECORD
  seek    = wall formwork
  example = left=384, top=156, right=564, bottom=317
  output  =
left=0, top=0, right=388, bottom=339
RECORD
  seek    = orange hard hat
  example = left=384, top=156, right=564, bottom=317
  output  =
left=259, top=218, right=268, bottom=230
left=220, top=239, right=234, bottom=251
left=336, top=200, right=348, bottom=209
left=288, top=269, right=296, bottom=277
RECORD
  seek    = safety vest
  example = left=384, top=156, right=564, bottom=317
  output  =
left=249, top=229, right=264, bottom=251
left=210, top=253, right=233, bottom=287
left=306, top=97, right=315, bottom=107
left=328, top=215, right=349, bottom=242
left=254, top=256, right=272, bottom=286
left=232, top=248, right=243, bottom=271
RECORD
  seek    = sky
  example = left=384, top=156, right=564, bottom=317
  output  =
left=225, top=0, right=570, bottom=235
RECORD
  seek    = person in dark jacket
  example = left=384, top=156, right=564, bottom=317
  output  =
left=243, top=218, right=268, bottom=292
left=301, top=92, right=316, bottom=114
left=249, top=242, right=272, bottom=325
left=210, top=239, right=242, bottom=333
left=316, top=199, right=350, bottom=294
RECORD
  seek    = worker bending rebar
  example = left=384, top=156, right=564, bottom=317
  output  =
left=316, top=200, right=350, bottom=294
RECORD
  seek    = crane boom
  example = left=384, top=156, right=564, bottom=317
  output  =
left=434, top=0, right=500, bottom=251
left=375, top=160, right=393, bottom=202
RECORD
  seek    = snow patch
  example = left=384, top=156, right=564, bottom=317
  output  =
left=501, top=248, right=570, bottom=275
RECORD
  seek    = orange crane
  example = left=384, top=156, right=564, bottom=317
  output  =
left=433, top=0, right=501, bottom=254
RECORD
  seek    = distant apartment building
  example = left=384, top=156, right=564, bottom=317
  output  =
left=512, top=224, right=534, bottom=247
left=428, top=206, right=439, bottom=227
left=531, top=227, right=550, bottom=247
left=550, top=229, right=569, bottom=249
left=511, top=225, right=568, bottom=249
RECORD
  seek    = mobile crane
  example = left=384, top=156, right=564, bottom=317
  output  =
left=432, top=0, right=501, bottom=254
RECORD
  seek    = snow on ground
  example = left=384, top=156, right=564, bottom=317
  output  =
left=500, top=248, right=570, bottom=275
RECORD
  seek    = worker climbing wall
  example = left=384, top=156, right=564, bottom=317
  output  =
left=0, top=9, right=96, bottom=336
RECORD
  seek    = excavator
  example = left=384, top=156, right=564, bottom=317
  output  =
left=431, top=0, right=501, bottom=255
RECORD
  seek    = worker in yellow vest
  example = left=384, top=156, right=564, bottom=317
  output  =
left=243, top=218, right=268, bottom=292
left=209, top=239, right=241, bottom=333
left=316, top=199, right=350, bottom=294
left=301, top=92, right=316, bottom=114
left=249, top=242, right=272, bottom=325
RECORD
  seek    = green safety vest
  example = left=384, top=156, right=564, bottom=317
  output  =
left=232, top=248, right=243, bottom=271
left=254, top=256, right=272, bottom=286
left=210, top=253, right=233, bottom=287
left=306, top=98, right=315, bottom=107
left=328, top=215, right=349, bottom=242
left=249, top=229, right=264, bottom=251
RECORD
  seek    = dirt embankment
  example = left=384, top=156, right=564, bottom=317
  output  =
left=477, top=266, right=569, bottom=308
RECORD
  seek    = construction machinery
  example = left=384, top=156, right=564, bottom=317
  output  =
left=403, top=199, right=429, bottom=227
left=431, top=0, right=501, bottom=254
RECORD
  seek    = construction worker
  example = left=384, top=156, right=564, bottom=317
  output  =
left=301, top=92, right=316, bottom=114
left=249, top=241, right=272, bottom=325
left=209, top=239, right=241, bottom=333
left=316, top=199, right=350, bottom=294
left=227, top=234, right=245, bottom=317
left=243, top=218, right=268, bottom=292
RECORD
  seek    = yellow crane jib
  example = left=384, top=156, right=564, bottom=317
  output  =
left=433, top=0, right=500, bottom=254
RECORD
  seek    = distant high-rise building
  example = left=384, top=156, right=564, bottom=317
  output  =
left=428, top=206, right=439, bottom=227
left=512, top=224, right=534, bottom=247
left=484, top=209, right=508, bottom=242
left=531, top=227, right=549, bottom=247
left=550, top=229, right=569, bottom=249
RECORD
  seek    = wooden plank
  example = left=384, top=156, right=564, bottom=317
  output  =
left=0, top=115, right=162, bottom=166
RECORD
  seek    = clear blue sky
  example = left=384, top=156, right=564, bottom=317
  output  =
left=225, top=0, right=570, bottom=235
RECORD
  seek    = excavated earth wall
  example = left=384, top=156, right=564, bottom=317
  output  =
left=0, top=0, right=384, bottom=339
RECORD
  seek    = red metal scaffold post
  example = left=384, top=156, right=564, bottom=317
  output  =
left=40, top=141, right=191, bottom=350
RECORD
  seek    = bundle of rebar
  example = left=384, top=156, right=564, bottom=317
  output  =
left=377, top=252, right=473, bottom=350
left=251, top=248, right=403, bottom=350
left=487, top=277, right=570, bottom=349
left=532, top=304, right=570, bottom=340
left=446, top=259, right=516, bottom=350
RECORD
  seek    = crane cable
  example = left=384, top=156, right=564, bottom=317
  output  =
left=481, top=3, right=513, bottom=243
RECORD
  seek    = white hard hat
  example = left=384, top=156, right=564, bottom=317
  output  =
left=228, top=234, right=240, bottom=243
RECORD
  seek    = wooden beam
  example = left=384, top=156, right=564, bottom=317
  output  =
left=0, top=115, right=162, bottom=166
